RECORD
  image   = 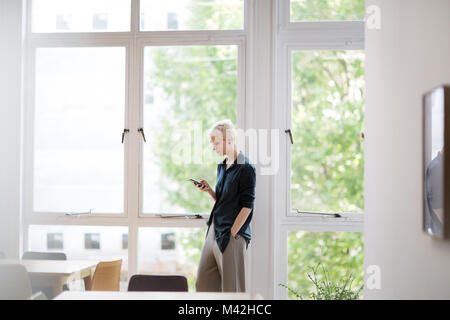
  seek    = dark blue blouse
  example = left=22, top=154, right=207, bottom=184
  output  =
left=206, top=151, right=256, bottom=253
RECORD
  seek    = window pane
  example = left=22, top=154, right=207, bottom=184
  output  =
left=142, top=46, right=237, bottom=214
left=140, top=0, right=244, bottom=31
left=287, top=231, right=364, bottom=300
left=47, top=233, right=63, bottom=249
left=34, top=47, right=126, bottom=213
left=290, top=50, right=364, bottom=213
left=31, top=0, right=131, bottom=33
left=138, top=227, right=204, bottom=291
left=290, top=0, right=365, bottom=22
left=29, top=225, right=129, bottom=291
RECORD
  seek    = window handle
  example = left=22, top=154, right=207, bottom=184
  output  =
left=294, top=209, right=342, bottom=218
left=65, top=209, right=94, bottom=216
left=158, top=214, right=203, bottom=219
left=285, top=129, right=294, bottom=144
left=138, top=128, right=147, bottom=143
left=121, top=129, right=129, bottom=144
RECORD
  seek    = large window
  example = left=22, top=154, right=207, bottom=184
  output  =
left=290, top=50, right=364, bottom=214
left=286, top=50, right=365, bottom=298
left=275, top=0, right=365, bottom=300
left=24, top=0, right=365, bottom=299
left=138, top=227, right=204, bottom=290
left=142, top=45, right=238, bottom=215
left=33, top=47, right=126, bottom=214
left=24, top=0, right=247, bottom=290
left=29, top=225, right=129, bottom=290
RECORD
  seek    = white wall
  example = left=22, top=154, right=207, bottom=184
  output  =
left=0, top=0, right=24, bottom=259
left=364, top=0, right=450, bottom=299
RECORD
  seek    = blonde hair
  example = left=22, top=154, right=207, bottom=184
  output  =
left=208, top=119, right=236, bottom=143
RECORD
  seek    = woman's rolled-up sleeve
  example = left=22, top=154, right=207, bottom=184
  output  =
left=238, top=164, right=256, bottom=209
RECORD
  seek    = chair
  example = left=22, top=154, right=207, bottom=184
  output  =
left=89, top=259, right=122, bottom=291
left=0, top=264, right=33, bottom=300
left=22, top=251, right=69, bottom=298
left=0, top=251, right=5, bottom=259
left=127, top=274, right=188, bottom=292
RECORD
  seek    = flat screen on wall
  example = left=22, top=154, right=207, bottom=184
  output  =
left=423, top=85, right=450, bottom=239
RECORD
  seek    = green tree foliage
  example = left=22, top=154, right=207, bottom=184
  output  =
left=291, top=0, right=365, bottom=21
left=147, top=0, right=365, bottom=296
left=287, top=231, right=364, bottom=299
left=288, top=49, right=365, bottom=299
left=185, top=0, right=243, bottom=30
left=145, top=45, right=237, bottom=214
left=291, top=50, right=365, bottom=213
left=288, top=3, right=366, bottom=298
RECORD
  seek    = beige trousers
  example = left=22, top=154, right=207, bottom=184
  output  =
left=195, top=223, right=247, bottom=292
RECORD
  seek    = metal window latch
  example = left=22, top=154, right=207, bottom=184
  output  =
left=138, top=128, right=147, bottom=143
left=159, top=214, right=203, bottom=219
left=65, top=209, right=94, bottom=216
left=294, top=209, right=342, bottom=218
left=285, top=129, right=294, bottom=144
left=121, top=129, right=129, bottom=144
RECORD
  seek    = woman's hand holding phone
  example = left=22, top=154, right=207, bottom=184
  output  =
left=189, top=178, right=210, bottom=192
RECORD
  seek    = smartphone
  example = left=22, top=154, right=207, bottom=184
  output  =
left=188, top=178, right=205, bottom=188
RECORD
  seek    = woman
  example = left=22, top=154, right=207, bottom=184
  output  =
left=194, top=119, right=256, bottom=292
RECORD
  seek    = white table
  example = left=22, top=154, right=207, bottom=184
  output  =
left=0, top=259, right=98, bottom=297
left=54, top=291, right=251, bottom=300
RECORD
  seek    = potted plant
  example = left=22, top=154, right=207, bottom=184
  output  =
left=279, top=263, right=363, bottom=300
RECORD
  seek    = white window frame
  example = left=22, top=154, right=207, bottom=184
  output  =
left=136, top=37, right=247, bottom=218
left=22, top=0, right=251, bottom=282
left=273, top=0, right=365, bottom=299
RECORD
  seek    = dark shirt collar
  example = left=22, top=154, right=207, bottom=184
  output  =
left=221, top=150, right=245, bottom=168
